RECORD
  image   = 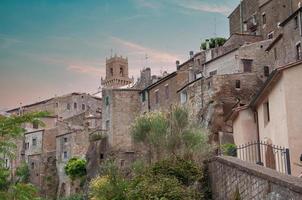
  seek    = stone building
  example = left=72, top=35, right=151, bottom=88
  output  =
left=178, top=73, right=263, bottom=144
left=230, top=60, right=302, bottom=177
left=228, top=0, right=300, bottom=39
left=265, top=6, right=302, bottom=67
left=203, top=39, right=274, bottom=82
left=101, top=55, right=133, bottom=88
left=7, top=93, right=102, bottom=198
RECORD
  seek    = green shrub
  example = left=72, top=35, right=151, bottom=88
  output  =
left=16, top=161, right=30, bottom=183
left=150, top=157, right=201, bottom=186
left=128, top=174, right=199, bottom=200
left=221, top=143, right=237, bottom=157
left=64, top=158, right=87, bottom=180
left=58, top=194, right=84, bottom=200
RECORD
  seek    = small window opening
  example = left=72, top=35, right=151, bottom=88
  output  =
left=235, top=80, right=241, bottom=89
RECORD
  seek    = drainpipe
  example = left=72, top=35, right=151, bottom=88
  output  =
left=240, top=0, right=243, bottom=33
left=253, top=108, right=263, bottom=165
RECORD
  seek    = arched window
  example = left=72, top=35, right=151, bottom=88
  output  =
left=120, top=67, right=124, bottom=76
left=110, top=68, right=113, bottom=76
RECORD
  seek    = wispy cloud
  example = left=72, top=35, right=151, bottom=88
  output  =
left=67, top=64, right=103, bottom=75
left=175, top=0, right=232, bottom=16
left=111, top=36, right=180, bottom=64
left=0, top=34, right=22, bottom=48
left=22, top=52, right=104, bottom=76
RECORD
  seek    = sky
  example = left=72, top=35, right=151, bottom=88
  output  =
left=0, top=0, right=239, bottom=110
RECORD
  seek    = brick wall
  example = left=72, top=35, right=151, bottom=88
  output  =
left=209, top=156, right=302, bottom=199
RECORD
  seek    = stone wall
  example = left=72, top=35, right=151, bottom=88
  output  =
left=209, top=156, right=302, bottom=200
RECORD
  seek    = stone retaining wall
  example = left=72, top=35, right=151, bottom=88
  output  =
left=209, top=156, right=302, bottom=200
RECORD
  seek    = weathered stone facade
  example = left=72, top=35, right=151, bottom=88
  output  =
left=178, top=73, right=263, bottom=143
left=7, top=93, right=102, bottom=198
left=101, top=55, right=133, bottom=88
left=209, top=156, right=302, bottom=200
left=228, top=0, right=299, bottom=39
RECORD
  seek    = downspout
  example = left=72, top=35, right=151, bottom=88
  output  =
left=240, top=0, right=243, bottom=33
left=253, top=107, right=263, bottom=165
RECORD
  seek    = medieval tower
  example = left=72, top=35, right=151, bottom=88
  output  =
left=101, top=55, right=133, bottom=88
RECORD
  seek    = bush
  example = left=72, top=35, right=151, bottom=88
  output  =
left=58, top=194, right=84, bottom=200
left=128, top=174, right=199, bottom=200
left=64, top=158, right=87, bottom=180
left=221, top=143, right=237, bottom=157
left=16, top=161, right=30, bottom=183
left=150, top=157, right=201, bottom=186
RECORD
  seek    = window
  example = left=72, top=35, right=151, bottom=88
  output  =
left=209, top=70, right=217, bottom=76
left=82, top=104, right=86, bottom=110
left=55, top=102, right=59, bottom=108
left=141, top=92, right=146, bottom=102
left=63, top=151, right=68, bottom=159
left=33, top=121, right=39, bottom=129
left=180, top=91, right=187, bottom=104
left=110, top=68, right=113, bottom=76
left=120, top=159, right=125, bottom=167
left=296, top=43, right=301, bottom=60
left=264, top=101, right=270, bottom=125
left=197, top=59, right=201, bottom=65
left=155, top=90, right=159, bottom=105
left=120, top=67, right=124, bottom=76
left=262, top=13, right=266, bottom=25
left=31, top=162, right=35, bottom=169
left=295, top=16, right=299, bottom=29
left=264, top=66, right=270, bottom=77
left=63, top=137, right=67, bottom=143
left=165, top=85, right=169, bottom=99
left=25, top=142, right=29, bottom=150
left=32, top=138, right=37, bottom=146
left=106, top=120, right=110, bottom=130
left=67, top=103, right=71, bottom=110
left=74, top=102, right=77, bottom=109
left=105, top=96, right=109, bottom=106
left=100, top=153, right=104, bottom=160
left=235, top=80, right=241, bottom=89
left=242, top=59, right=253, bottom=72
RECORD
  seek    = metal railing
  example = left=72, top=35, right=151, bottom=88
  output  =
left=236, top=141, right=291, bottom=175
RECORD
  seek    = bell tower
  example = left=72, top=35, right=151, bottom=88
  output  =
left=101, top=55, right=133, bottom=88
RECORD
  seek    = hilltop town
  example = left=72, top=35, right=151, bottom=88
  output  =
left=2, top=0, right=302, bottom=199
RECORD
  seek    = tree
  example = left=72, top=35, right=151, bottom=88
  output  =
left=131, top=111, right=169, bottom=163
left=64, top=157, right=87, bottom=180
left=131, top=105, right=213, bottom=163
left=200, top=37, right=227, bottom=50
left=0, top=111, right=48, bottom=200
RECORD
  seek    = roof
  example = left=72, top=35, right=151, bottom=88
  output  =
left=141, top=71, right=177, bottom=92
left=7, top=92, right=94, bottom=112
left=177, top=77, right=203, bottom=93
left=279, top=6, right=302, bottom=27
left=203, top=47, right=239, bottom=65
left=228, top=4, right=240, bottom=18
left=177, top=52, right=202, bottom=69
left=265, top=34, right=283, bottom=51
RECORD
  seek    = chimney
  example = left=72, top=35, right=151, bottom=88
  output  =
left=189, top=51, right=194, bottom=59
left=206, top=39, right=210, bottom=50
left=176, top=60, right=180, bottom=70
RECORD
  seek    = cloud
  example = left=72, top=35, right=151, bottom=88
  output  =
left=175, top=0, right=232, bottom=16
left=0, top=34, right=22, bottom=48
left=22, top=52, right=104, bottom=76
left=67, top=64, right=103, bottom=75
left=110, top=36, right=180, bottom=64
